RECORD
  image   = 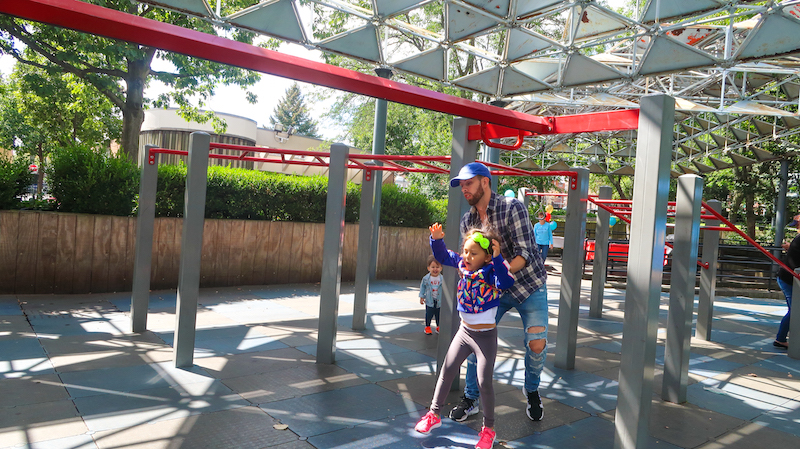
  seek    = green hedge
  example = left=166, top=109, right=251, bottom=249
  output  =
left=47, top=145, right=139, bottom=216
left=0, top=156, right=35, bottom=210
left=154, top=164, right=438, bottom=227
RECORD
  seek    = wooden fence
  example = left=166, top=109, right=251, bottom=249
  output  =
left=0, top=210, right=431, bottom=294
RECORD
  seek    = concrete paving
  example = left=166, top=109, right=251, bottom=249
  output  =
left=1, top=263, right=799, bottom=448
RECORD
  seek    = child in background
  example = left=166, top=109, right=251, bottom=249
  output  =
left=419, top=256, right=442, bottom=335
left=414, top=223, right=515, bottom=449
left=533, top=211, right=554, bottom=260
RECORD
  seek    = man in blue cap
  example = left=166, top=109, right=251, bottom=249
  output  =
left=447, top=162, right=549, bottom=422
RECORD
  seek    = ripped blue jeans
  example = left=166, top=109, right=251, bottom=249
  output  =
left=464, top=285, right=548, bottom=397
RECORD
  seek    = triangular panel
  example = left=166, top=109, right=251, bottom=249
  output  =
left=728, top=152, right=757, bottom=167
left=750, top=147, right=776, bottom=162
left=751, top=119, right=775, bottom=135
left=680, top=144, right=702, bottom=156
left=318, top=25, right=381, bottom=63
left=708, top=156, right=733, bottom=170
left=571, top=5, right=632, bottom=42
left=500, top=67, right=550, bottom=96
left=227, top=0, right=305, bottom=42
left=611, top=165, right=635, bottom=176
left=587, top=163, right=606, bottom=174
left=515, top=0, right=563, bottom=18
left=394, top=47, right=447, bottom=81
left=730, top=127, right=756, bottom=141
left=676, top=164, right=698, bottom=175
left=447, top=4, right=501, bottom=42
left=463, top=0, right=510, bottom=18
left=452, top=67, right=501, bottom=96
left=374, top=0, right=426, bottom=17
left=611, top=147, right=636, bottom=158
left=506, top=28, right=556, bottom=61
left=638, top=35, right=717, bottom=76
left=579, top=144, right=605, bottom=155
left=641, top=0, right=725, bottom=23
left=693, top=139, right=715, bottom=152
left=692, top=160, right=716, bottom=173
left=548, top=160, right=572, bottom=171
left=514, top=159, right=541, bottom=170
left=709, top=133, right=731, bottom=148
left=512, top=59, right=561, bottom=82
left=737, top=12, right=800, bottom=60
left=562, top=53, right=623, bottom=86
left=783, top=116, right=800, bottom=128
left=148, top=0, right=212, bottom=16
left=725, top=100, right=796, bottom=116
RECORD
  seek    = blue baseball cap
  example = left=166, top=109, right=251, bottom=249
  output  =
left=449, top=162, right=492, bottom=187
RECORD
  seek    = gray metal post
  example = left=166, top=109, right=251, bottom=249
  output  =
left=518, top=188, right=530, bottom=210
left=368, top=68, right=393, bottom=281
left=317, top=143, right=350, bottom=364
left=774, top=159, right=789, bottom=267
left=555, top=168, right=589, bottom=370
left=353, top=162, right=377, bottom=330
left=174, top=132, right=210, bottom=368
left=439, top=117, right=478, bottom=384
left=131, top=145, right=158, bottom=333
left=662, top=174, right=703, bottom=403
left=590, top=186, right=612, bottom=318
left=614, top=95, right=674, bottom=449
left=486, top=146, right=500, bottom=192
left=789, top=268, right=800, bottom=360
left=697, top=200, right=721, bottom=341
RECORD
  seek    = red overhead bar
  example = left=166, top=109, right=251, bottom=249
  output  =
left=4, top=0, right=556, bottom=134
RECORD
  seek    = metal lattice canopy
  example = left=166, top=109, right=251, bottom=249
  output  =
left=135, top=0, right=800, bottom=176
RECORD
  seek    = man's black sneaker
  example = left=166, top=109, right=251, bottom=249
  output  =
left=449, top=394, right=479, bottom=422
left=525, top=390, right=544, bottom=421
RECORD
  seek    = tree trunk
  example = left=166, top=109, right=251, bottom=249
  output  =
left=36, top=142, right=44, bottom=199
left=120, top=55, right=152, bottom=163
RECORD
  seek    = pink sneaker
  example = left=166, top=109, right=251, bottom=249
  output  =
left=414, top=411, right=441, bottom=434
left=475, top=426, right=496, bottom=449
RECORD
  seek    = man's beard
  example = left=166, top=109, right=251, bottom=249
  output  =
left=467, top=183, right=485, bottom=206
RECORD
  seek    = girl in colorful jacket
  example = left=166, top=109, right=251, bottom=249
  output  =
left=414, top=222, right=515, bottom=449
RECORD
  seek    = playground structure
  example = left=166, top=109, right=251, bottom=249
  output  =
left=3, top=1, right=800, bottom=448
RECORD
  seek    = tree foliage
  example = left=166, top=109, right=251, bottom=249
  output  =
left=269, top=83, right=320, bottom=138
left=0, top=0, right=265, bottom=162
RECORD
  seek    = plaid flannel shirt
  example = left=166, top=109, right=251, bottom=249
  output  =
left=460, top=191, right=547, bottom=303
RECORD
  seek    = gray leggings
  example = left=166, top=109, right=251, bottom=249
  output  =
left=429, top=325, right=498, bottom=428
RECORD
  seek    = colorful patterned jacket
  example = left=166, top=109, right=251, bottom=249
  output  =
left=430, top=237, right=515, bottom=314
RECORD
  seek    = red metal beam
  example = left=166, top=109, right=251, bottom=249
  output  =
left=3, top=0, right=555, bottom=134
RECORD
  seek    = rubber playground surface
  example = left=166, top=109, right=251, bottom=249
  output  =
left=2, top=262, right=799, bottom=449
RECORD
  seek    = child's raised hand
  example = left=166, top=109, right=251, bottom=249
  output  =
left=429, top=222, right=445, bottom=240
left=491, top=239, right=501, bottom=257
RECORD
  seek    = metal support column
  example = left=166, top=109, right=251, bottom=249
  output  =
left=590, top=186, right=612, bottom=318
left=353, top=162, right=377, bottom=330
left=662, top=174, right=703, bottom=403
left=174, top=132, right=210, bottom=368
left=485, top=147, right=500, bottom=192
left=555, top=167, right=589, bottom=370
left=518, top=188, right=531, bottom=210
left=317, top=143, right=350, bottom=364
left=790, top=268, right=800, bottom=360
left=131, top=145, right=158, bottom=333
left=697, top=200, right=721, bottom=341
left=439, top=117, right=478, bottom=384
left=614, top=95, right=674, bottom=449
left=368, top=68, right=393, bottom=281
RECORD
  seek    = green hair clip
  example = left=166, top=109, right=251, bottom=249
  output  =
left=471, top=232, right=490, bottom=250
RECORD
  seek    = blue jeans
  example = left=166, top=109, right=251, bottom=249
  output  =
left=776, top=277, right=793, bottom=343
left=538, top=244, right=549, bottom=260
left=464, top=285, right=548, bottom=398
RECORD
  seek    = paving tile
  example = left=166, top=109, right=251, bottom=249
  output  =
left=59, top=361, right=213, bottom=398
left=752, top=400, right=800, bottom=437
left=697, top=422, right=800, bottom=448
left=73, top=380, right=248, bottom=432
left=714, top=365, right=800, bottom=400
left=686, top=380, right=783, bottom=421
left=27, top=312, right=131, bottom=338
left=646, top=399, right=746, bottom=448
left=206, top=299, right=312, bottom=323
left=0, top=315, right=35, bottom=342
left=540, top=371, right=620, bottom=415
left=0, top=337, right=54, bottom=378
left=0, top=373, right=69, bottom=406
left=156, top=325, right=289, bottom=356
left=92, top=406, right=299, bottom=449
left=0, top=434, right=98, bottom=449
left=0, top=297, right=22, bottom=316
left=296, top=337, right=412, bottom=363
left=687, top=358, right=745, bottom=378
left=0, top=399, right=89, bottom=446
left=193, top=347, right=317, bottom=379
left=259, top=383, right=424, bottom=437
left=335, top=350, right=437, bottom=382
left=109, top=292, right=177, bottom=312
left=221, top=362, right=368, bottom=404
left=507, top=416, right=680, bottom=448
left=753, top=354, right=800, bottom=377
